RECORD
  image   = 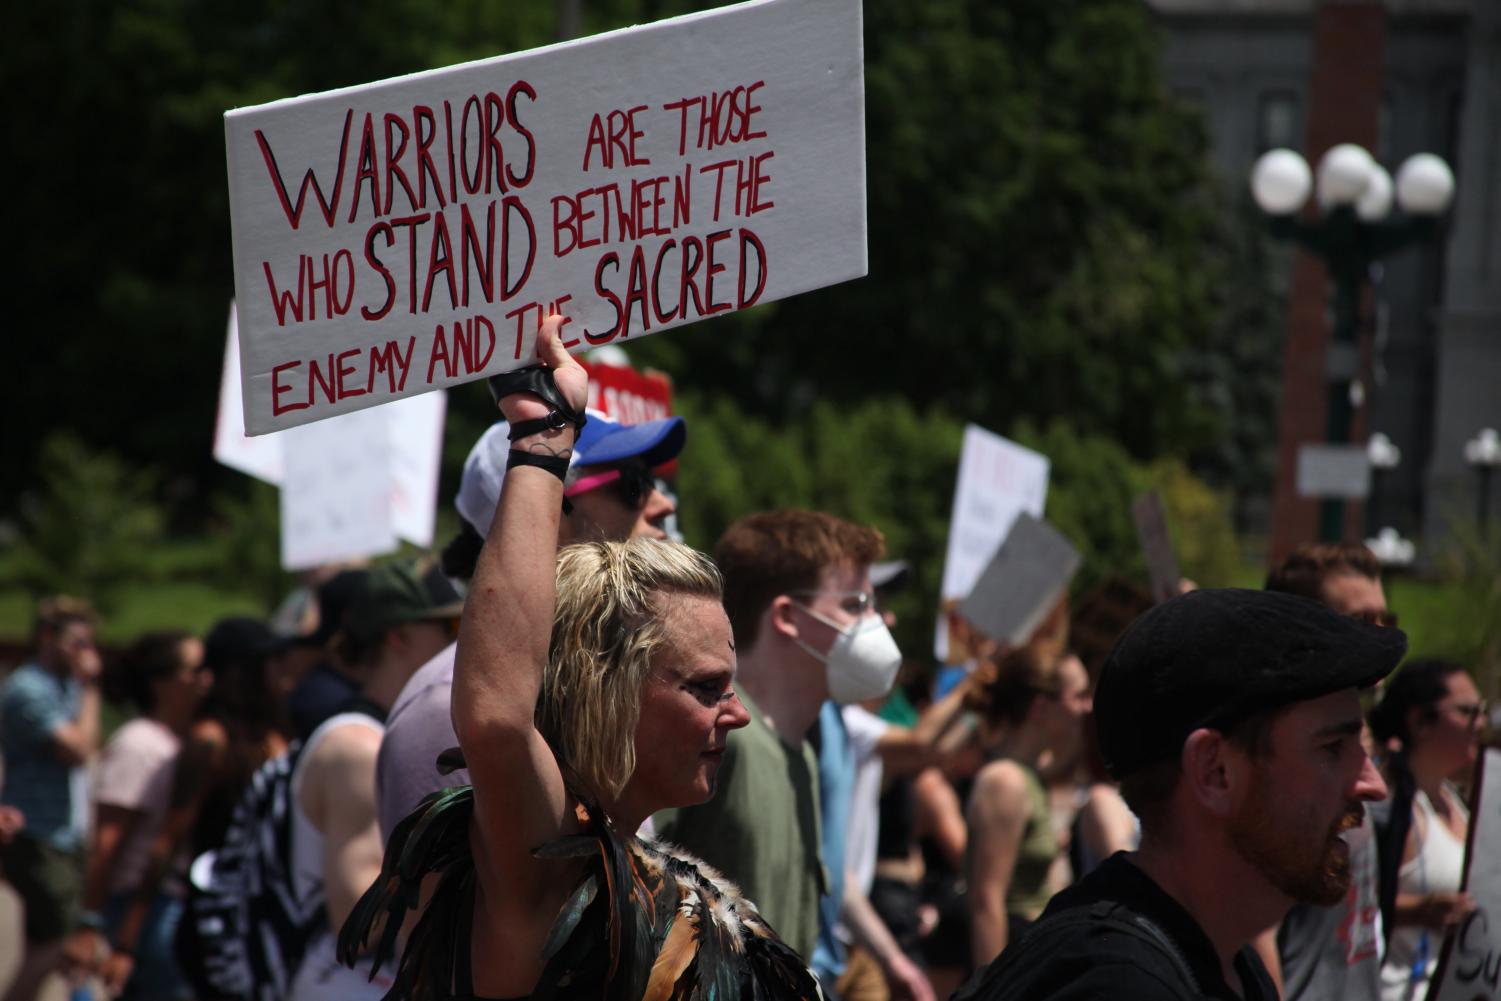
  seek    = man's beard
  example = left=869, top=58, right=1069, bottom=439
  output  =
left=1229, top=770, right=1363, bottom=907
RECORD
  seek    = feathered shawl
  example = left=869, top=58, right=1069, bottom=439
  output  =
left=338, top=780, right=825, bottom=1001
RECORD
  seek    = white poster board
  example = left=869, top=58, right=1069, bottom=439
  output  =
left=225, top=0, right=867, bottom=434
left=213, top=303, right=447, bottom=566
left=213, top=303, right=285, bottom=483
left=1297, top=444, right=1371, bottom=499
left=1428, top=748, right=1498, bottom=1001
left=935, top=425, right=1050, bottom=659
left=279, top=408, right=396, bottom=570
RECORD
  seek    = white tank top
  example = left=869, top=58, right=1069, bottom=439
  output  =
left=1380, top=787, right=1469, bottom=1001
left=288, top=711, right=392, bottom=1001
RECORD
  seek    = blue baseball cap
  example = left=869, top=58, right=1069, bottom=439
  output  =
left=455, top=410, right=686, bottom=534
left=572, top=410, right=686, bottom=469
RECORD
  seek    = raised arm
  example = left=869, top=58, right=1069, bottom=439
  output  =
left=452, top=315, right=589, bottom=870
left=875, top=676, right=978, bottom=777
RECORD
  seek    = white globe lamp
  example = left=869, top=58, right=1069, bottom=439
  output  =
left=1250, top=149, right=1313, bottom=215
left=1316, top=143, right=1376, bottom=208
left=1395, top=153, right=1455, bottom=216
left=1356, top=164, right=1393, bottom=222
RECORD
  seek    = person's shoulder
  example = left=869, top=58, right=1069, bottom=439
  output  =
left=970, top=758, right=1033, bottom=810
left=385, top=644, right=456, bottom=724
left=970, top=959, right=1200, bottom=1001
left=2, top=664, right=55, bottom=701
left=966, top=900, right=1204, bottom=1001
left=301, top=712, right=383, bottom=775
left=103, top=717, right=178, bottom=759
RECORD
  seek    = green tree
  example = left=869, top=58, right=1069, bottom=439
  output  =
left=9, top=433, right=165, bottom=611
left=634, top=0, right=1225, bottom=463
left=5, top=0, right=1229, bottom=518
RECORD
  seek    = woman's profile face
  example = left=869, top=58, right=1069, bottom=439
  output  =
left=1040, top=654, right=1092, bottom=757
left=628, top=596, right=751, bottom=810
left=1418, top=671, right=1485, bottom=776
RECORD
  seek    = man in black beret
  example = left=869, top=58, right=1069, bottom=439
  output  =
left=961, top=588, right=1405, bottom=1001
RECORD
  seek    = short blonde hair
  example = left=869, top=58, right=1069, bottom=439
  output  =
left=538, top=538, right=722, bottom=801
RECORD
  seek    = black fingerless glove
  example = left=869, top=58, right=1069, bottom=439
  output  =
left=488, top=365, right=588, bottom=440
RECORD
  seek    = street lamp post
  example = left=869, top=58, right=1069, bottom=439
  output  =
left=1251, top=145, right=1454, bottom=542
left=1465, top=428, right=1501, bottom=540
left=1366, top=431, right=1401, bottom=535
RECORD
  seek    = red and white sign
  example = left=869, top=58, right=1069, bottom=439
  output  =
left=225, top=0, right=866, bottom=434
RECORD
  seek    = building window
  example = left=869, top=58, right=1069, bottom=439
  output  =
left=1257, top=91, right=1301, bottom=152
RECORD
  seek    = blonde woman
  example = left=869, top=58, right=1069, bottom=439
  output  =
left=340, top=318, right=822, bottom=1001
left=965, top=645, right=1093, bottom=967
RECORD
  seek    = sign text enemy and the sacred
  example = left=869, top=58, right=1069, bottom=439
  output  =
left=225, top=0, right=866, bottom=434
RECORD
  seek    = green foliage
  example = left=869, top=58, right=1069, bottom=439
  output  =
left=210, top=479, right=294, bottom=610
left=635, top=0, right=1226, bottom=463
left=1008, top=419, right=1150, bottom=592
left=1180, top=196, right=1289, bottom=525
left=1006, top=420, right=1239, bottom=594
left=1407, top=513, right=1501, bottom=693
left=672, top=393, right=963, bottom=657
left=4, top=0, right=1232, bottom=523
left=672, top=399, right=1238, bottom=657
left=8, top=434, right=165, bottom=612
left=1148, top=459, right=1241, bottom=588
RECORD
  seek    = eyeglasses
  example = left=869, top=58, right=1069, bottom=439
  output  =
left=1443, top=700, right=1489, bottom=725
left=789, top=589, right=875, bottom=618
left=564, top=462, right=656, bottom=509
left=1351, top=609, right=1399, bottom=628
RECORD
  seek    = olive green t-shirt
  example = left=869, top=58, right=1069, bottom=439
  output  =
left=652, top=693, right=825, bottom=959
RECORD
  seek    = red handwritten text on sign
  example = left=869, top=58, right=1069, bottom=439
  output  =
left=256, top=80, right=775, bottom=417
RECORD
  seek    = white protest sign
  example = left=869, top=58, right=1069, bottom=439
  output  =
left=213, top=303, right=285, bottom=483
left=1429, top=748, right=1499, bottom=1001
left=935, top=425, right=1050, bottom=659
left=225, top=0, right=867, bottom=435
left=279, top=408, right=396, bottom=570
left=1297, top=444, right=1371, bottom=499
left=387, top=388, right=446, bottom=546
left=214, top=302, right=447, bottom=561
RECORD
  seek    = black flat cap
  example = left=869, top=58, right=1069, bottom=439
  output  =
left=1095, top=588, right=1406, bottom=779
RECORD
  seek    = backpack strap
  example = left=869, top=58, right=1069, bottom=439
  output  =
left=954, top=900, right=1202, bottom=1001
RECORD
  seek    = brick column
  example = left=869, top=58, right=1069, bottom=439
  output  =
left=1267, top=0, right=1386, bottom=567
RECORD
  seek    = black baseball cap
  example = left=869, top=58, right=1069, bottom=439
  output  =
left=204, top=617, right=289, bottom=671
left=295, top=569, right=371, bottom=648
left=345, top=561, right=464, bottom=643
left=1095, top=588, right=1407, bottom=779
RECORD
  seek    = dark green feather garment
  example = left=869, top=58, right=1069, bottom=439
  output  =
left=338, top=782, right=825, bottom=1001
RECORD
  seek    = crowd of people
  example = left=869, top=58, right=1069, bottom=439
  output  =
left=0, top=320, right=1488, bottom=1001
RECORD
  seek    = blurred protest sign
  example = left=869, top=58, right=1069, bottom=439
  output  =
left=1297, top=444, right=1371, bottom=499
left=213, top=303, right=447, bottom=568
left=959, top=514, right=1081, bottom=649
left=225, top=0, right=867, bottom=434
left=1132, top=490, right=1181, bottom=604
left=1428, top=747, right=1498, bottom=1001
left=581, top=358, right=673, bottom=424
left=935, top=425, right=1049, bottom=659
left=280, top=408, right=395, bottom=569
left=214, top=303, right=285, bottom=483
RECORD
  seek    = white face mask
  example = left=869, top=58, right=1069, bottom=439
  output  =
left=793, top=604, right=903, bottom=704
